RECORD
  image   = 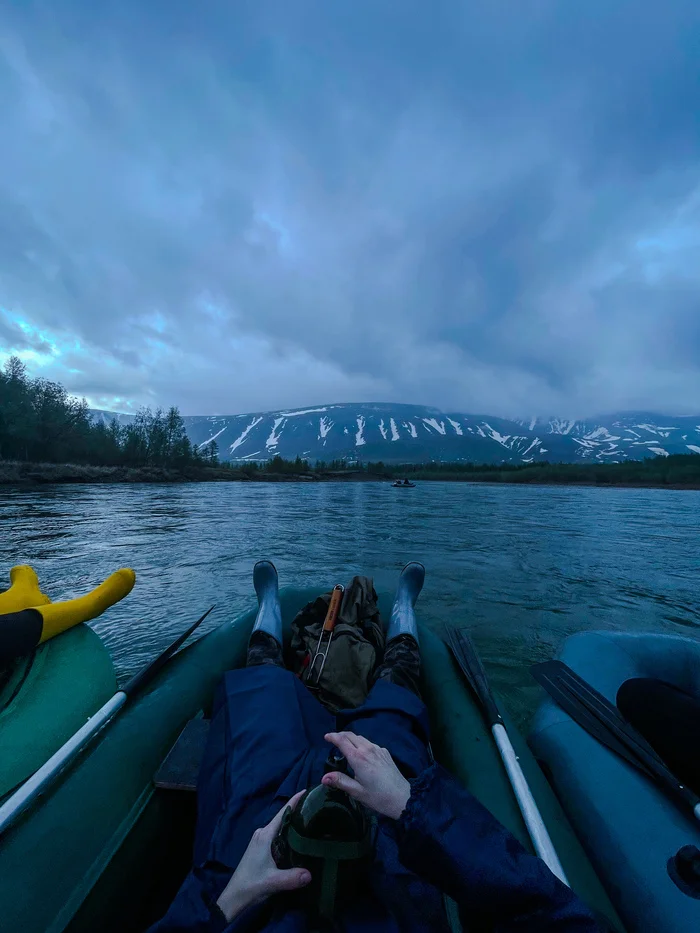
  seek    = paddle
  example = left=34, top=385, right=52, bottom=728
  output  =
left=531, top=659, right=700, bottom=822
left=0, top=605, right=215, bottom=836
left=445, top=626, right=569, bottom=885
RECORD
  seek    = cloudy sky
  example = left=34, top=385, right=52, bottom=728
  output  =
left=0, top=1, right=698, bottom=417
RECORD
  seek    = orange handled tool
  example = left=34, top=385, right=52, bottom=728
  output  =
left=308, top=584, right=344, bottom=683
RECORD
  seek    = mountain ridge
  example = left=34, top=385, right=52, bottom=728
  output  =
left=90, top=403, right=700, bottom=465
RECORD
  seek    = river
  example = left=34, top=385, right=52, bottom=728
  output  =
left=2, top=481, right=699, bottom=728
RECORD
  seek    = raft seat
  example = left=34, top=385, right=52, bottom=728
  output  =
left=154, top=717, right=210, bottom=792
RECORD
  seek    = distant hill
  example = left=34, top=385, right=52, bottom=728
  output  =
left=90, top=403, right=700, bottom=464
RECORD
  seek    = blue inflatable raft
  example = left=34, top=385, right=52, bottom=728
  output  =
left=529, top=631, right=700, bottom=933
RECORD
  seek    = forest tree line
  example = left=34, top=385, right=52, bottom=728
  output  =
left=0, top=356, right=216, bottom=468
left=223, top=454, right=700, bottom=486
left=2, top=356, right=699, bottom=485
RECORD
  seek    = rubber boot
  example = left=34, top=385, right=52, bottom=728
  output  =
left=386, top=562, right=425, bottom=645
left=250, top=560, right=283, bottom=646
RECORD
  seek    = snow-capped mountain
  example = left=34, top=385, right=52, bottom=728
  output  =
left=91, top=403, right=700, bottom=464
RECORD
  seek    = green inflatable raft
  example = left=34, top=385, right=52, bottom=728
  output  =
left=0, top=624, right=116, bottom=798
left=0, top=589, right=622, bottom=933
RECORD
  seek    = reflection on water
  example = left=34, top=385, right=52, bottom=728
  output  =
left=2, top=481, right=699, bottom=728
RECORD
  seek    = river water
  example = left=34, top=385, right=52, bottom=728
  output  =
left=2, top=481, right=699, bottom=728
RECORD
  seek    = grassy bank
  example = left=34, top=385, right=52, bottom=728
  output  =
left=395, top=454, right=700, bottom=488
left=0, top=460, right=379, bottom=485
left=3, top=454, right=700, bottom=488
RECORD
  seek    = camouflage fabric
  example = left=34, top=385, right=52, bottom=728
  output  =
left=247, top=590, right=422, bottom=702
left=373, top=634, right=421, bottom=698
left=247, top=630, right=284, bottom=668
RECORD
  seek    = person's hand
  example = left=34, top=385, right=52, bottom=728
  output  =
left=322, top=732, right=411, bottom=820
left=216, top=791, right=312, bottom=922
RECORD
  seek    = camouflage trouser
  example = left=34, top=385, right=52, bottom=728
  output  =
left=372, top=634, right=421, bottom=698
left=247, top=631, right=421, bottom=698
left=246, top=631, right=285, bottom=668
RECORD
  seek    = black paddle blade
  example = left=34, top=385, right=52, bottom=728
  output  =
left=124, top=605, right=215, bottom=696
left=445, top=626, right=502, bottom=728
left=531, top=659, right=700, bottom=816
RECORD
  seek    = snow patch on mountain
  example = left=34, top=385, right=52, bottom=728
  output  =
left=230, top=417, right=263, bottom=452
left=279, top=407, right=329, bottom=417
left=319, top=416, right=332, bottom=441
left=404, top=421, right=418, bottom=438
left=521, top=438, right=541, bottom=458
left=635, top=424, right=677, bottom=437
left=550, top=419, right=576, bottom=435
left=266, top=417, right=286, bottom=449
left=687, top=445, right=700, bottom=455
left=584, top=427, right=620, bottom=441
left=355, top=416, right=366, bottom=447
left=423, top=418, right=446, bottom=435
left=390, top=418, right=400, bottom=441
left=649, top=447, right=669, bottom=457
left=447, top=418, right=463, bottom=436
left=378, top=419, right=388, bottom=440
left=198, top=426, right=226, bottom=449
left=482, top=423, right=511, bottom=447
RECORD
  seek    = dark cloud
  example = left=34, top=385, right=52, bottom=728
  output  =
left=0, top=0, right=698, bottom=416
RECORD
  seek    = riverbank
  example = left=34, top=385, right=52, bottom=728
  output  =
left=0, top=460, right=385, bottom=485
left=3, top=457, right=700, bottom=488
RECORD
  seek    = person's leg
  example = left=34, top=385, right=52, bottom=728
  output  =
left=373, top=562, right=425, bottom=697
left=194, top=665, right=333, bottom=866
left=372, top=634, right=421, bottom=697
left=337, top=678, right=433, bottom=778
left=246, top=630, right=285, bottom=667
left=617, top=677, right=700, bottom=795
left=246, top=559, right=285, bottom=667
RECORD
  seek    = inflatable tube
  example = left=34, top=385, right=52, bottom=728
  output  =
left=0, top=624, right=116, bottom=798
left=0, top=591, right=620, bottom=933
left=529, top=631, right=700, bottom=933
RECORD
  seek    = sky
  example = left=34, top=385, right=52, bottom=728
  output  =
left=0, top=0, right=699, bottom=418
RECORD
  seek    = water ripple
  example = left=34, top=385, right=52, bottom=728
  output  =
left=2, top=481, right=699, bottom=728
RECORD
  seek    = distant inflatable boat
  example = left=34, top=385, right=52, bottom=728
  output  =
left=392, top=481, right=416, bottom=487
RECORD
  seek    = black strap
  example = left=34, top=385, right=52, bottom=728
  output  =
left=0, top=609, right=43, bottom=666
left=286, top=827, right=372, bottom=860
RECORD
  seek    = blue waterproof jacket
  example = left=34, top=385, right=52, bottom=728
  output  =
left=149, top=666, right=602, bottom=933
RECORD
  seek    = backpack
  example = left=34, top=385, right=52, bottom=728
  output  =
left=289, top=576, right=385, bottom=711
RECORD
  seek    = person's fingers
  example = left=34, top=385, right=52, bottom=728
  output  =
left=271, top=868, right=312, bottom=892
left=324, top=731, right=361, bottom=755
left=348, top=733, right=373, bottom=750
left=265, top=790, right=306, bottom=837
left=321, top=771, right=364, bottom=799
left=287, top=789, right=306, bottom=811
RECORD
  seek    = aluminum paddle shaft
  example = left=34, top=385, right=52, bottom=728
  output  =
left=0, top=605, right=214, bottom=836
left=0, top=692, right=125, bottom=834
left=445, top=626, right=569, bottom=886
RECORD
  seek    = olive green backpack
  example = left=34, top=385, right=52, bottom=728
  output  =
left=289, top=576, right=385, bottom=711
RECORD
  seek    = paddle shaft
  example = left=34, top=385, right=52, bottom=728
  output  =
left=0, top=605, right=214, bottom=836
left=0, top=692, right=125, bottom=834
left=446, top=629, right=569, bottom=885
left=490, top=723, right=569, bottom=884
